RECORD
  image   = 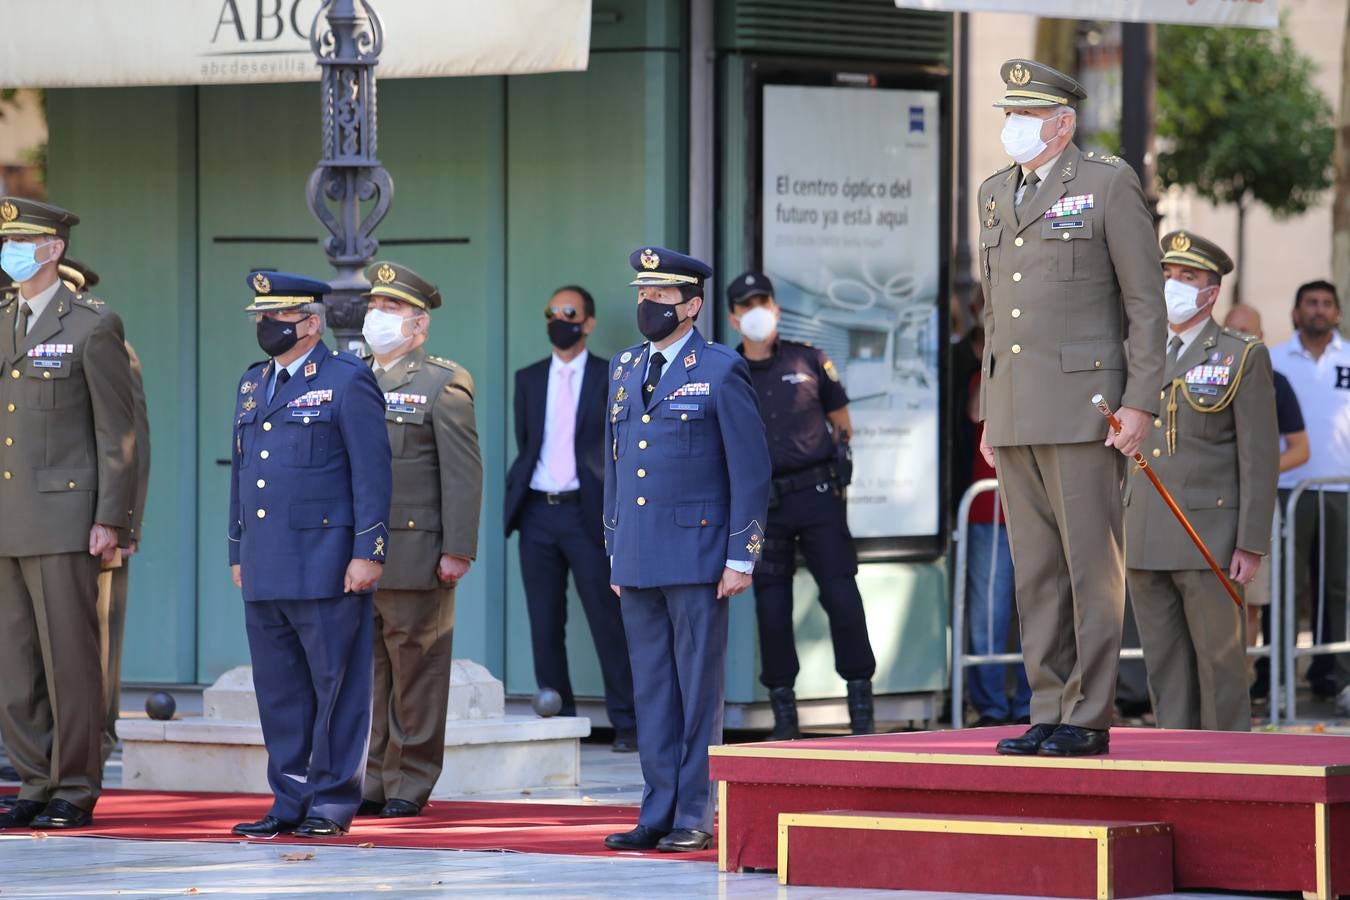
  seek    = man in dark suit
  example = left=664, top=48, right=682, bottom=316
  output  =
left=506, top=286, right=636, bottom=751
left=228, top=271, right=392, bottom=840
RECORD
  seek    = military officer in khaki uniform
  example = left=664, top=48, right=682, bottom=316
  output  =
left=976, top=62, right=1166, bottom=757
left=0, top=199, right=139, bottom=828
left=56, top=260, right=151, bottom=766
left=1126, top=233, right=1277, bottom=732
left=357, top=262, right=483, bottom=818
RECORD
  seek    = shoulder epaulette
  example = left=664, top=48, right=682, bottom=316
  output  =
left=326, top=349, right=365, bottom=367
left=1084, top=151, right=1125, bottom=167
left=1221, top=327, right=1259, bottom=344
left=426, top=355, right=458, bottom=370
left=73, top=292, right=107, bottom=311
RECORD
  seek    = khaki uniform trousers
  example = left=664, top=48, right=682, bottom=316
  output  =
left=364, top=585, right=456, bottom=807
left=96, top=560, right=130, bottom=765
left=1128, top=568, right=1250, bottom=731
left=996, top=442, right=1126, bottom=729
left=0, top=552, right=104, bottom=810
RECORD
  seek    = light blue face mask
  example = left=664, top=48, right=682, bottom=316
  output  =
left=1, top=241, right=50, bottom=283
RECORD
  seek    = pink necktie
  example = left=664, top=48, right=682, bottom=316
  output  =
left=546, top=365, right=577, bottom=487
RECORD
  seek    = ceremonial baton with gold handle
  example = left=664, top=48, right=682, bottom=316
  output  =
left=1091, top=394, right=1243, bottom=609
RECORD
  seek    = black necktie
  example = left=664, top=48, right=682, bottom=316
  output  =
left=16, top=301, right=30, bottom=344
left=1166, top=335, right=1183, bottom=370
left=271, top=367, right=290, bottom=402
left=643, top=351, right=666, bottom=405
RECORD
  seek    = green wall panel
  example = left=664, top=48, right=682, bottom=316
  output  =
left=46, top=87, right=199, bottom=684
left=502, top=50, right=686, bottom=700
left=590, top=0, right=685, bottom=50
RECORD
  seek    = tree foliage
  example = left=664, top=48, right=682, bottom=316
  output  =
left=1155, top=21, right=1333, bottom=218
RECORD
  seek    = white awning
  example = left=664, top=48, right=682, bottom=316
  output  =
left=894, top=0, right=1277, bottom=28
left=0, top=0, right=592, bottom=88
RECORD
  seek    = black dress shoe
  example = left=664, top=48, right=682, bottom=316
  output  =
left=379, top=799, right=421, bottom=818
left=1039, top=724, right=1110, bottom=757
left=356, top=799, right=384, bottom=817
left=995, top=722, right=1057, bottom=755
left=603, top=824, right=668, bottom=851
left=612, top=730, right=638, bottom=753
left=657, top=828, right=713, bottom=852
left=30, top=799, right=92, bottom=829
left=231, top=815, right=299, bottom=837
left=293, top=817, right=347, bottom=838
left=0, top=799, right=45, bottom=828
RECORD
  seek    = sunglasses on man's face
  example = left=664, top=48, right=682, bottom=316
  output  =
left=545, top=306, right=582, bottom=321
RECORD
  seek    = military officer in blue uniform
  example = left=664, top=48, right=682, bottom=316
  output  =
left=602, top=247, right=771, bottom=854
left=726, top=271, right=876, bottom=740
left=227, top=271, right=392, bottom=840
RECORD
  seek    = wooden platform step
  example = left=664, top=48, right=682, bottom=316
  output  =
left=777, top=810, right=1173, bottom=898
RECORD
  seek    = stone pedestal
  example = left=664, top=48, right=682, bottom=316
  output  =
left=120, top=661, right=588, bottom=795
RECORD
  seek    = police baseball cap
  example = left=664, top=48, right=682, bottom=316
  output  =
left=726, top=271, right=775, bottom=306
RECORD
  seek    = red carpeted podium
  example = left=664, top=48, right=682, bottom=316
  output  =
left=710, top=727, right=1350, bottom=898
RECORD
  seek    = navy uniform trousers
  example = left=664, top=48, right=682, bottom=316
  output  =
left=518, top=497, right=636, bottom=732
left=620, top=583, right=727, bottom=834
left=753, top=483, right=875, bottom=689
left=244, top=594, right=374, bottom=827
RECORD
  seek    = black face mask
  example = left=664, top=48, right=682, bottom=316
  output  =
left=547, top=318, right=584, bottom=350
left=636, top=298, right=686, bottom=343
left=257, top=316, right=302, bottom=357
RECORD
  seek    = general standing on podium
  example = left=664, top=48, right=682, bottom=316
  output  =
left=602, top=247, right=771, bottom=853
left=228, top=271, right=391, bottom=839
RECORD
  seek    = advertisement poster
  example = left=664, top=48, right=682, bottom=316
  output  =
left=761, top=84, right=942, bottom=541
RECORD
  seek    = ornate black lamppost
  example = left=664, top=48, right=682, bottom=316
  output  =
left=307, top=0, right=393, bottom=351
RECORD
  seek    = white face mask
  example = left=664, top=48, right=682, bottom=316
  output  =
left=1000, top=113, right=1056, bottom=165
left=737, top=306, right=777, bottom=342
left=1164, top=278, right=1212, bottom=325
left=362, top=308, right=411, bottom=354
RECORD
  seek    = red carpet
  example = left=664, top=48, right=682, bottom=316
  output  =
left=37, top=790, right=716, bottom=862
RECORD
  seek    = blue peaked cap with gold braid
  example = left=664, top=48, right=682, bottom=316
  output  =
left=628, top=246, right=713, bottom=288
left=244, top=270, right=331, bottom=312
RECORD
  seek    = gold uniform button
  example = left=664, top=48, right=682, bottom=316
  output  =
left=257, top=479, right=266, bottom=488
left=1014, top=236, right=1024, bottom=247
left=1154, top=418, right=1162, bottom=428
left=263, top=422, right=272, bottom=432
left=642, top=414, right=651, bottom=424
left=67, top=481, right=76, bottom=489
left=302, top=416, right=310, bottom=424
left=1160, top=390, right=1166, bottom=400
left=5, top=404, right=12, bottom=412
left=2, top=472, right=9, bottom=480
left=257, top=509, right=267, bottom=519
left=1012, top=272, right=1022, bottom=282
left=1093, top=360, right=1102, bottom=368
left=407, top=520, right=416, bottom=528
left=1011, top=309, right=1021, bottom=318
left=3, top=437, right=10, bottom=446
left=1011, top=344, right=1022, bottom=354
left=260, top=450, right=270, bottom=460
left=42, top=372, right=50, bottom=380
left=1216, top=498, right=1224, bottom=507
left=1062, top=232, right=1072, bottom=241
left=680, top=413, right=688, bottom=421
left=638, top=440, right=648, bottom=450
left=322, top=517, right=329, bottom=525
left=637, top=497, right=646, bottom=507
left=700, top=519, right=708, bottom=526
left=1152, top=448, right=1161, bottom=458
left=396, top=416, right=404, bottom=423
left=637, top=468, right=646, bottom=478
left=9, top=370, right=18, bottom=379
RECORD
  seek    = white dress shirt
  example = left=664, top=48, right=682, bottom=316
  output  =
left=18, top=280, right=61, bottom=335
left=529, top=349, right=588, bottom=493
left=1274, top=331, right=1350, bottom=491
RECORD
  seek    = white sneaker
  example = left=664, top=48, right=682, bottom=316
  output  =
left=1336, top=685, right=1350, bottom=717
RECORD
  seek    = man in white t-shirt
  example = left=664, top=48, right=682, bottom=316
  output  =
left=1272, top=280, right=1350, bottom=706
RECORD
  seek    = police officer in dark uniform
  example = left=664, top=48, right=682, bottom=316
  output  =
left=228, top=271, right=392, bottom=839
left=726, top=272, right=876, bottom=739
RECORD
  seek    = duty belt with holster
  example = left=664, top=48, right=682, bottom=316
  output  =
left=768, top=440, right=852, bottom=510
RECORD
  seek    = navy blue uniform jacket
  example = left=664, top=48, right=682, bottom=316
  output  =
left=229, top=341, right=393, bottom=602
left=603, top=328, right=771, bottom=588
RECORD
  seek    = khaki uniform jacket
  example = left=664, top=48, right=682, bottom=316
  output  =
left=375, top=348, right=482, bottom=591
left=0, top=283, right=139, bottom=556
left=1125, top=319, right=1279, bottom=570
left=126, top=344, right=151, bottom=547
left=978, top=143, right=1166, bottom=446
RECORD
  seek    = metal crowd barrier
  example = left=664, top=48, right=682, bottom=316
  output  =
left=952, top=479, right=1282, bottom=729
left=1280, top=477, right=1350, bottom=723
